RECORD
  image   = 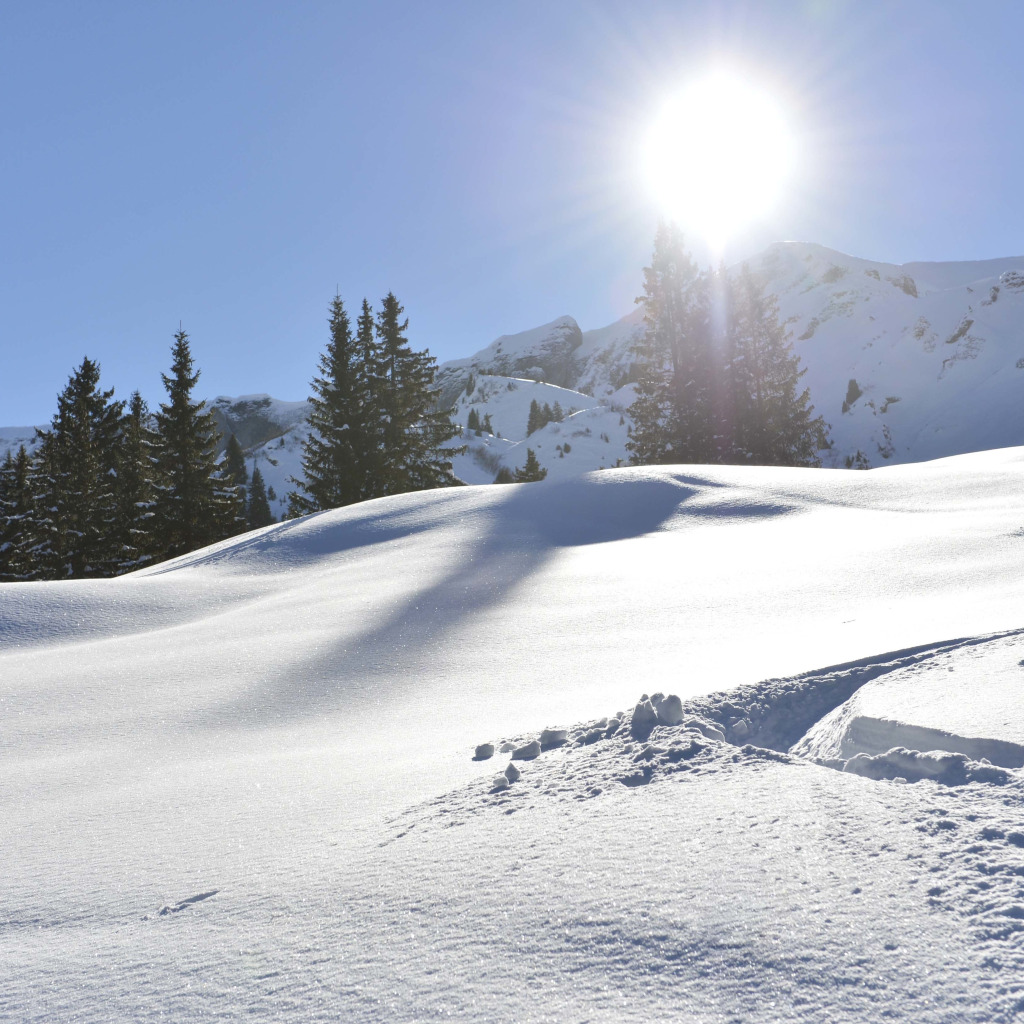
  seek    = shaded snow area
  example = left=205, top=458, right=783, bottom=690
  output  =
left=4, top=452, right=1024, bottom=1022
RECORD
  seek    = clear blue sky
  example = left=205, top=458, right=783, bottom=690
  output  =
left=3, top=0, right=1023, bottom=425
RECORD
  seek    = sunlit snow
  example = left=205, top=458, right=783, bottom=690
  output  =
left=4, top=452, right=1024, bottom=1021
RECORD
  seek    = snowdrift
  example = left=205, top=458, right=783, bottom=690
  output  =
left=4, top=451, right=1024, bottom=1022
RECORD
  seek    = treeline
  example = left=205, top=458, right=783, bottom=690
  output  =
left=0, top=291, right=461, bottom=581
left=0, top=332, right=273, bottom=582
left=628, top=222, right=830, bottom=467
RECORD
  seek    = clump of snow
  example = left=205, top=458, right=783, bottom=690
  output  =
left=503, top=762, right=521, bottom=783
left=474, top=742, right=495, bottom=760
left=539, top=727, right=567, bottom=749
left=511, top=739, right=541, bottom=760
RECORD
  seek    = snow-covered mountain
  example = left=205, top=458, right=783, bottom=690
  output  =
left=5, top=243, right=1024, bottom=501
left=5, top=451, right=1024, bottom=1021
left=436, top=242, right=1024, bottom=473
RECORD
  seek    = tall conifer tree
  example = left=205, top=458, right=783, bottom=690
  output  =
left=288, top=296, right=366, bottom=515
left=373, top=292, right=461, bottom=496
left=29, top=357, right=124, bottom=578
left=247, top=466, right=274, bottom=529
left=112, top=391, right=159, bottom=572
left=0, top=445, right=33, bottom=581
left=152, top=330, right=235, bottom=559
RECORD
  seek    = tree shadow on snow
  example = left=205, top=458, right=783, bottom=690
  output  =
left=191, top=471, right=801, bottom=730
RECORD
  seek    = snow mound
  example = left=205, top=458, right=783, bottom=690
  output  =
left=793, top=632, right=1024, bottom=771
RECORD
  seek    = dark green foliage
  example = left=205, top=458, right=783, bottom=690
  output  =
left=629, top=225, right=830, bottom=469
left=0, top=445, right=33, bottom=581
left=467, top=407, right=481, bottom=433
left=223, top=434, right=248, bottom=493
left=723, top=268, right=830, bottom=466
left=373, top=292, right=462, bottom=496
left=289, top=292, right=462, bottom=516
left=465, top=373, right=475, bottom=396
left=267, top=484, right=277, bottom=502
left=842, top=378, right=863, bottom=414
left=526, top=399, right=559, bottom=436
left=527, top=399, right=543, bottom=436
left=288, top=296, right=367, bottom=516
left=152, top=330, right=239, bottom=559
left=112, top=391, right=159, bottom=573
left=513, top=448, right=547, bottom=482
left=481, top=413, right=493, bottom=434
left=29, top=357, right=125, bottom=578
left=627, top=221, right=711, bottom=466
left=493, top=466, right=515, bottom=484
left=247, top=466, right=275, bottom=528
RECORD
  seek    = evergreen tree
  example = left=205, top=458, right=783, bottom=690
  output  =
left=223, top=434, right=248, bottom=498
left=627, top=221, right=711, bottom=465
left=724, top=266, right=830, bottom=465
left=29, top=357, right=125, bottom=578
left=247, top=466, right=275, bottom=528
left=152, top=330, right=236, bottom=559
left=526, top=399, right=543, bottom=436
left=513, top=448, right=547, bottom=482
left=493, top=466, right=515, bottom=484
left=372, top=291, right=461, bottom=496
left=551, top=401, right=564, bottom=423
left=112, top=391, right=158, bottom=573
left=0, top=445, right=33, bottom=581
left=287, top=296, right=366, bottom=516
left=481, top=413, right=493, bottom=434
left=467, top=407, right=481, bottom=433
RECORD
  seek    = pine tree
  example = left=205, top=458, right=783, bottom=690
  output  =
left=112, top=391, right=159, bottom=573
left=0, top=445, right=33, bottom=581
left=372, top=292, right=461, bottom=496
left=526, top=399, right=543, bottom=436
left=288, top=296, right=367, bottom=516
left=152, top=330, right=237, bottom=559
left=725, top=267, right=830, bottom=466
left=30, top=357, right=125, bottom=578
left=481, top=413, right=493, bottom=434
left=467, top=407, right=481, bottom=433
left=223, top=434, right=248, bottom=497
left=247, top=466, right=274, bottom=528
left=627, top=221, right=711, bottom=465
left=513, top=448, right=547, bottom=482
left=551, top=401, right=564, bottom=423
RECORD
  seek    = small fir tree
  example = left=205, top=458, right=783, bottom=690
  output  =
left=247, top=466, right=275, bottom=528
left=513, top=448, right=547, bottom=482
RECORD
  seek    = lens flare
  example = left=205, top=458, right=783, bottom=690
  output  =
left=643, top=71, right=796, bottom=248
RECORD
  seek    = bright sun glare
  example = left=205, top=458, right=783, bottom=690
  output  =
left=643, top=71, right=795, bottom=249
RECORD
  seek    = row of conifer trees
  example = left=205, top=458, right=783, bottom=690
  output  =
left=0, top=332, right=275, bottom=582
left=0, top=291, right=463, bottom=581
left=628, top=222, right=830, bottom=467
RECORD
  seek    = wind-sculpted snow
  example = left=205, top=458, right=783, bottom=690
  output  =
left=4, top=454, right=1024, bottom=1022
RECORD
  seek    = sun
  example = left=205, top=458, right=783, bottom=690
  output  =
left=643, top=70, right=796, bottom=249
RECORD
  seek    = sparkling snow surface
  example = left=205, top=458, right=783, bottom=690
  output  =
left=3, top=453, right=1024, bottom=1022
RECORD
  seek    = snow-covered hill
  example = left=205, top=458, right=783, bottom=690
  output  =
left=4, top=452, right=1024, bottom=1021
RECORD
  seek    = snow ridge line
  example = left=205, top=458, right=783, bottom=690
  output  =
left=683, top=627, right=1024, bottom=755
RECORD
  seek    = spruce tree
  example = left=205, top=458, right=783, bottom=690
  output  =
left=152, top=330, right=236, bottom=559
left=0, top=445, right=33, bottom=581
left=725, top=267, right=830, bottom=465
left=526, top=399, right=543, bottom=436
left=112, top=391, right=159, bottom=573
left=288, top=296, right=366, bottom=516
left=223, top=434, right=248, bottom=497
left=30, top=357, right=125, bottom=578
left=467, top=407, right=480, bottom=433
left=513, top=448, right=547, bottom=482
left=373, top=292, right=461, bottom=496
left=247, top=466, right=274, bottom=528
left=627, top=221, right=710, bottom=465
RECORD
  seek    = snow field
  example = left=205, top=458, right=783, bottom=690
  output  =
left=3, top=452, right=1024, bottom=1021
